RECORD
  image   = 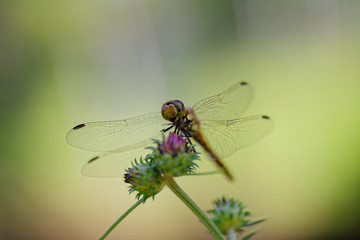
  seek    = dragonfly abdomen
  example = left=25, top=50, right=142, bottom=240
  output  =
left=191, top=127, right=234, bottom=181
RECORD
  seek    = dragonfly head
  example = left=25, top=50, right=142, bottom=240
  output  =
left=161, top=100, right=186, bottom=122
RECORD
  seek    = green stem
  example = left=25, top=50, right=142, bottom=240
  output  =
left=165, top=177, right=224, bottom=240
left=227, top=227, right=237, bottom=240
left=99, top=198, right=145, bottom=240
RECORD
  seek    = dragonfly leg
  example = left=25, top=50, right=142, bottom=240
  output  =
left=163, top=125, right=174, bottom=133
left=184, top=117, right=195, bottom=132
left=180, top=127, right=195, bottom=151
left=181, top=127, right=192, bottom=138
left=174, top=125, right=179, bottom=134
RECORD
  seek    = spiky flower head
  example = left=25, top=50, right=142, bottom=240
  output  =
left=149, top=133, right=199, bottom=177
left=208, top=197, right=266, bottom=235
left=124, top=158, right=165, bottom=200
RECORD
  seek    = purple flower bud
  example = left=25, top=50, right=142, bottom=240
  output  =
left=159, top=133, right=186, bottom=156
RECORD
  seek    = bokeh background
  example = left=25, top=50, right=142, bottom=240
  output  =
left=1, top=1, right=360, bottom=239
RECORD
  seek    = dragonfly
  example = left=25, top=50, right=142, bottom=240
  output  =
left=66, top=82, right=272, bottom=180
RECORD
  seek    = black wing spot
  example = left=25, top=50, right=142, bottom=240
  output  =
left=88, top=156, right=99, bottom=163
left=73, top=123, right=85, bottom=130
left=262, top=115, right=270, bottom=119
left=240, top=81, right=248, bottom=86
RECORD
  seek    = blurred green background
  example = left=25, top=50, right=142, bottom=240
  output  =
left=1, top=1, right=360, bottom=239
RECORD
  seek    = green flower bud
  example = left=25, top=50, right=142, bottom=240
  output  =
left=124, top=158, right=165, bottom=200
left=208, top=197, right=266, bottom=235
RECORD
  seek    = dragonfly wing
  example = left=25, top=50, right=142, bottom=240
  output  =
left=81, top=147, right=154, bottom=177
left=192, top=81, right=253, bottom=121
left=66, top=112, right=167, bottom=152
left=199, top=115, right=272, bottom=159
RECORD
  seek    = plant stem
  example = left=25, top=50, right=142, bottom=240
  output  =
left=165, top=177, right=224, bottom=240
left=99, top=198, right=145, bottom=240
left=227, top=227, right=237, bottom=240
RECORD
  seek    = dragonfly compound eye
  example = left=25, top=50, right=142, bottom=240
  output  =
left=161, top=100, right=185, bottom=122
left=171, top=100, right=185, bottom=118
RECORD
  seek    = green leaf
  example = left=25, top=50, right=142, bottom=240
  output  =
left=245, top=217, right=267, bottom=226
left=241, top=231, right=257, bottom=240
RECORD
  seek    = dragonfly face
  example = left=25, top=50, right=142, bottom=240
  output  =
left=66, top=81, right=272, bottom=179
left=161, top=100, right=195, bottom=141
left=161, top=100, right=186, bottom=122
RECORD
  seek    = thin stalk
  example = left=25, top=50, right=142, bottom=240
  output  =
left=227, top=227, right=237, bottom=240
left=165, top=177, right=224, bottom=240
left=99, top=198, right=145, bottom=240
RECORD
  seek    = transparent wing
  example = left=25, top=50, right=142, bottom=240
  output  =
left=66, top=112, right=167, bottom=152
left=199, top=115, right=273, bottom=159
left=192, top=81, right=253, bottom=121
left=81, top=147, right=154, bottom=177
